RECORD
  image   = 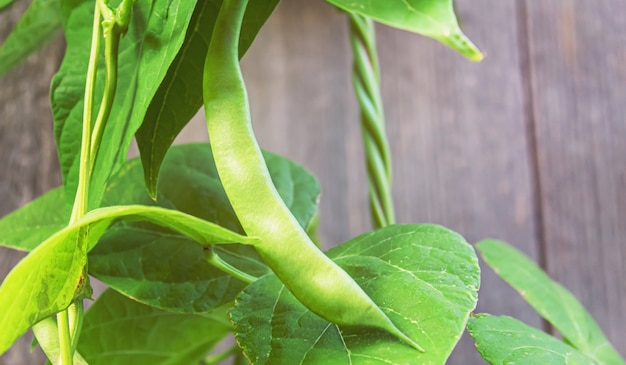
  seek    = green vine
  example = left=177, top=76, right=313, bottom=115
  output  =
left=348, top=12, right=395, bottom=229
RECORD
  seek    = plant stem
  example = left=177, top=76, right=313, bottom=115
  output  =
left=56, top=310, right=72, bottom=365
left=205, top=247, right=257, bottom=284
left=348, top=13, right=395, bottom=229
left=56, top=4, right=103, bottom=364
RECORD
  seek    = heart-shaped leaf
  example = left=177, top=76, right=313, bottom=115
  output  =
left=77, top=289, right=232, bottom=365
left=468, top=314, right=597, bottom=365
left=231, top=224, right=479, bottom=364
left=476, top=240, right=625, bottom=365
left=326, top=0, right=483, bottom=61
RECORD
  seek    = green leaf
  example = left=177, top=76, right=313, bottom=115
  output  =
left=0, top=187, right=67, bottom=251
left=135, top=0, right=279, bottom=197
left=476, top=239, right=625, bottom=365
left=326, top=0, right=483, bottom=61
left=88, top=225, right=269, bottom=313
left=468, top=314, right=597, bottom=365
left=89, top=143, right=318, bottom=313
left=0, top=0, right=17, bottom=11
left=0, top=204, right=254, bottom=355
left=231, top=224, right=480, bottom=364
left=52, top=0, right=199, bottom=212
left=0, top=0, right=62, bottom=77
left=0, top=224, right=89, bottom=356
left=78, top=289, right=232, bottom=365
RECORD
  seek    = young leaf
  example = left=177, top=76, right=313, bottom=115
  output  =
left=325, top=0, right=483, bottom=61
left=0, top=204, right=255, bottom=355
left=52, top=0, right=199, bottom=212
left=0, top=223, right=89, bottom=356
left=477, top=239, right=625, bottom=365
left=0, top=0, right=61, bottom=77
left=0, top=187, right=67, bottom=251
left=468, top=314, right=597, bottom=365
left=135, top=0, right=279, bottom=197
left=77, top=289, right=232, bottom=365
left=230, top=224, right=480, bottom=364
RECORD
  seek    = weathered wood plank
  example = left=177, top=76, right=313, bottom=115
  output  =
left=525, top=0, right=626, bottom=356
left=0, top=1, right=64, bottom=363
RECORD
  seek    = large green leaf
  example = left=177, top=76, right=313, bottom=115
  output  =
left=326, top=0, right=483, bottom=61
left=0, top=0, right=61, bottom=77
left=231, top=224, right=480, bottom=364
left=476, top=240, right=625, bottom=365
left=77, top=289, right=232, bottom=365
left=0, top=187, right=67, bottom=251
left=0, top=204, right=254, bottom=355
left=468, top=314, right=597, bottom=365
left=52, top=0, right=199, bottom=212
left=90, top=143, right=318, bottom=312
left=89, top=225, right=269, bottom=313
left=135, top=0, right=279, bottom=197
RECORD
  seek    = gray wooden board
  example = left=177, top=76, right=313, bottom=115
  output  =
left=0, top=1, right=64, bottom=363
left=525, top=0, right=626, bottom=357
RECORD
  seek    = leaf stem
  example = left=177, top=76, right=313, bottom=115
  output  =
left=204, top=246, right=257, bottom=284
left=56, top=310, right=73, bottom=365
left=347, top=13, right=395, bottom=229
left=54, top=3, right=103, bottom=364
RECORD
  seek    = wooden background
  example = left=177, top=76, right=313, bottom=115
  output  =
left=1, top=0, right=624, bottom=363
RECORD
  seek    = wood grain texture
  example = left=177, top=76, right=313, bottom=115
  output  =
left=524, top=0, right=626, bottom=357
left=0, top=1, right=64, bottom=364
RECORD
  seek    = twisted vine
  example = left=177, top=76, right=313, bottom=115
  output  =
left=348, top=13, right=395, bottom=229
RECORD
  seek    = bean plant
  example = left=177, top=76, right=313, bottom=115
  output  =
left=0, top=0, right=623, bottom=364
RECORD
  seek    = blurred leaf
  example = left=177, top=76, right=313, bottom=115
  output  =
left=477, top=239, right=625, bottom=365
left=78, top=289, right=232, bottom=365
left=0, top=0, right=18, bottom=11
left=0, top=187, right=66, bottom=251
left=326, top=0, right=483, bottom=61
left=52, top=0, right=199, bottom=212
left=231, top=224, right=480, bottom=364
left=0, top=0, right=61, bottom=77
left=468, top=314, right=597, bottom=365
left=135, top=0, right=279, bottom=197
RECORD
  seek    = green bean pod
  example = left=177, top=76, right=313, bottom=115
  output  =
left=203, top=0, right=424, bottom=352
